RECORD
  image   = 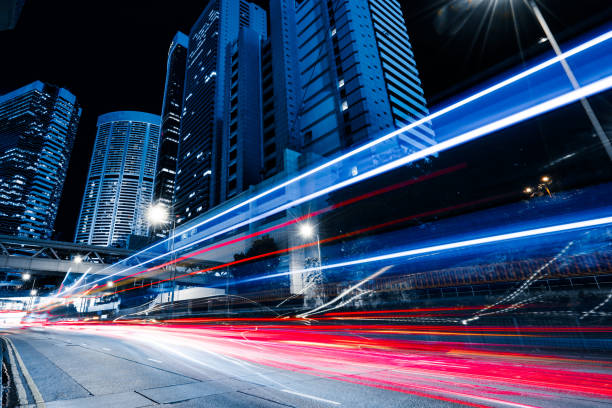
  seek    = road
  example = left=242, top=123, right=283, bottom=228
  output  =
left=3, top=323, right=612, bottom=407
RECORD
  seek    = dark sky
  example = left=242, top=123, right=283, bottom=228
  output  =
left=1, top=0, right=610, bottom=241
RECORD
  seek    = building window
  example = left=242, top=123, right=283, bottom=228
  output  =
left=341, top=101, right=349, bottom=111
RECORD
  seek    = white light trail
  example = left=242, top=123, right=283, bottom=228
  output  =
left=90, top=32, right=612, bottom=261
left=71, top=32, right=612, bottom=290
left=254, top=215, right=612, bottom=285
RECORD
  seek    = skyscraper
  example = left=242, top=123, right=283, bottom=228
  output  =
left=174, top=0, right=266, bottom=226
left=75, top=111, right=160, bottom=247
left=154, top=31, right=189, bottom=231
left=260, top=0, right=302, bottom=180
left=219, top=27, right=265, bottom=201
left=295, top=0, right=435, bottom=158
left=0, top=81, right=81, bottom=239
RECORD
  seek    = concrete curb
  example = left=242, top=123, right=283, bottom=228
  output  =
left=1, top=337, right=45, bottom=407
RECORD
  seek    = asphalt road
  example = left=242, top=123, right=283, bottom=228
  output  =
left=4, top=328, right=464, bottom=408
left=4, top=325, right=612, bottom=408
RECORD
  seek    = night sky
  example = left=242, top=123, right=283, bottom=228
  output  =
left=1, top=0, right=610, bottom=241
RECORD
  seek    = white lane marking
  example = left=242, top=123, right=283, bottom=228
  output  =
left=102, top=347, right=111, bottom=351
left=147, top=358, right=163, bottom=363
left=281, top=389, right=341, bottom=405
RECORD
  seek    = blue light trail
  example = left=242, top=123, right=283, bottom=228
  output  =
left=66, top=30, right=612, bottom=292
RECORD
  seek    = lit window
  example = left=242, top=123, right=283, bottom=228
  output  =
left=341, top=101, right=349, bottom=111
left=331, top=28, right=336, bottom=36
left=338, top=79, right=344, bottom=88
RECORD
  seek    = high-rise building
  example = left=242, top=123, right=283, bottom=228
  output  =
left=0, top=81, right=81, bottom=239
left=75, top=111, right=160, bottom=247
left=154, top=31, right=189, bottom=230
left=175, top=0, right=266, bottom=226
left=219, top=27, right=264, bottom=201
left=295, top=0, right=435, bottom=158
left=260, top=0, right=302, bottom=180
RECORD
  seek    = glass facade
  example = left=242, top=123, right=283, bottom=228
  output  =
left=0, top=81, right=81, bottom=239
left=295, top=0, right=434, bottom=158
left=154, top=31, right=189, bottom=235
left=175, top=0, right=266, bottom=226
left=75, top=111, right=160, bottom=247
left=220, top=27, right=264, bottom=201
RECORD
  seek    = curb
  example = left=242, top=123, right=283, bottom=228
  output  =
left=1, top=337, right=45, bottom=407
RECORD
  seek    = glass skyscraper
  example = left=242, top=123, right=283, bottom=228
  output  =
left=175, top=0, right=266, bottom=226
left=219, top=27, right=265, bottom=201
left=259, top=0, right=302, bottom=180
left=75, top=111, right=160, bottom=247
left=295, top=0, right=435, bottom=158
left=0, top=81, right=81, bottom=239
left=154, top=31, right=189, bottom=234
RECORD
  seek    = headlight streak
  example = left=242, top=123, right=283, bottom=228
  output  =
left=52, top=71, right=612, bottom=305
left=37, top=169, right=485, bottom=310
left=462, top=239, right=577, bottom=325
left=67, top=31, right=612, bottom=291
left=36, top=205, right=612, bottom=315
left=85, top=193, right=511, bottom=300
left=42, top=322, right=612, bottom=407
left=298, top=265, right=394, bottom=318
left=238, top=215, right=612, bottom=287
left=63, top=164, right=468, bottom=298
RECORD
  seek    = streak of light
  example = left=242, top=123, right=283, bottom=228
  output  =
left=243, top=215, right=612, bottom=286
left=64, top=164, right=466, bottom=299
left=95, top=72, right=612, bottom=295
left=57, top=187, right=496, bottom=302
left=71, top=31, right=612, bottom=290
left=298, top=266, right=394, bottom=318
left=40, top=322, right=612, bottom=407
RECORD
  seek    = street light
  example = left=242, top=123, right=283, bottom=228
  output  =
left=298, top=223, right=315, bottom=239
left=73, top=255, right=83, bottom=264
left=106, top=281, right=114, bottom=288
left=30, top=289, right=37, bottom=296
left=22, top=273, right=31, bottom=281
left=298, top=223, right=323, bottom=305
left=146, top=202, right=178, bottom=317
left=147, top=202, right=169, bottom=227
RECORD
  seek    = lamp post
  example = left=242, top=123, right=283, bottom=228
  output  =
left=298, top=223, right=323, bottom=306
left=146, top=203, right=177, bottom=317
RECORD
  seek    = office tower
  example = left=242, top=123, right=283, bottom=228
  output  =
left=260, top=0, right=302, bottom=180
left=219, top=27, right=264, bottom=201
left=295, top=0, right=435, bottom=158
left=153, top=31, right=189, bottom=231
left=0, top=81, right=81, bottom=239
left=175, top=0, right=266, bottom=226
left=75, top=111, right=160, bottom=247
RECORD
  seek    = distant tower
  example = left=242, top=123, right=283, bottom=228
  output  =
left=153, top=31, right=189, bottom=235
left=75, top=111, right=160, bottom=247
left=0, top=81, right=81, bottom=239
left=174, top=0, right=267, bottom=226
left=295, top=0, right=435, bottom=158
